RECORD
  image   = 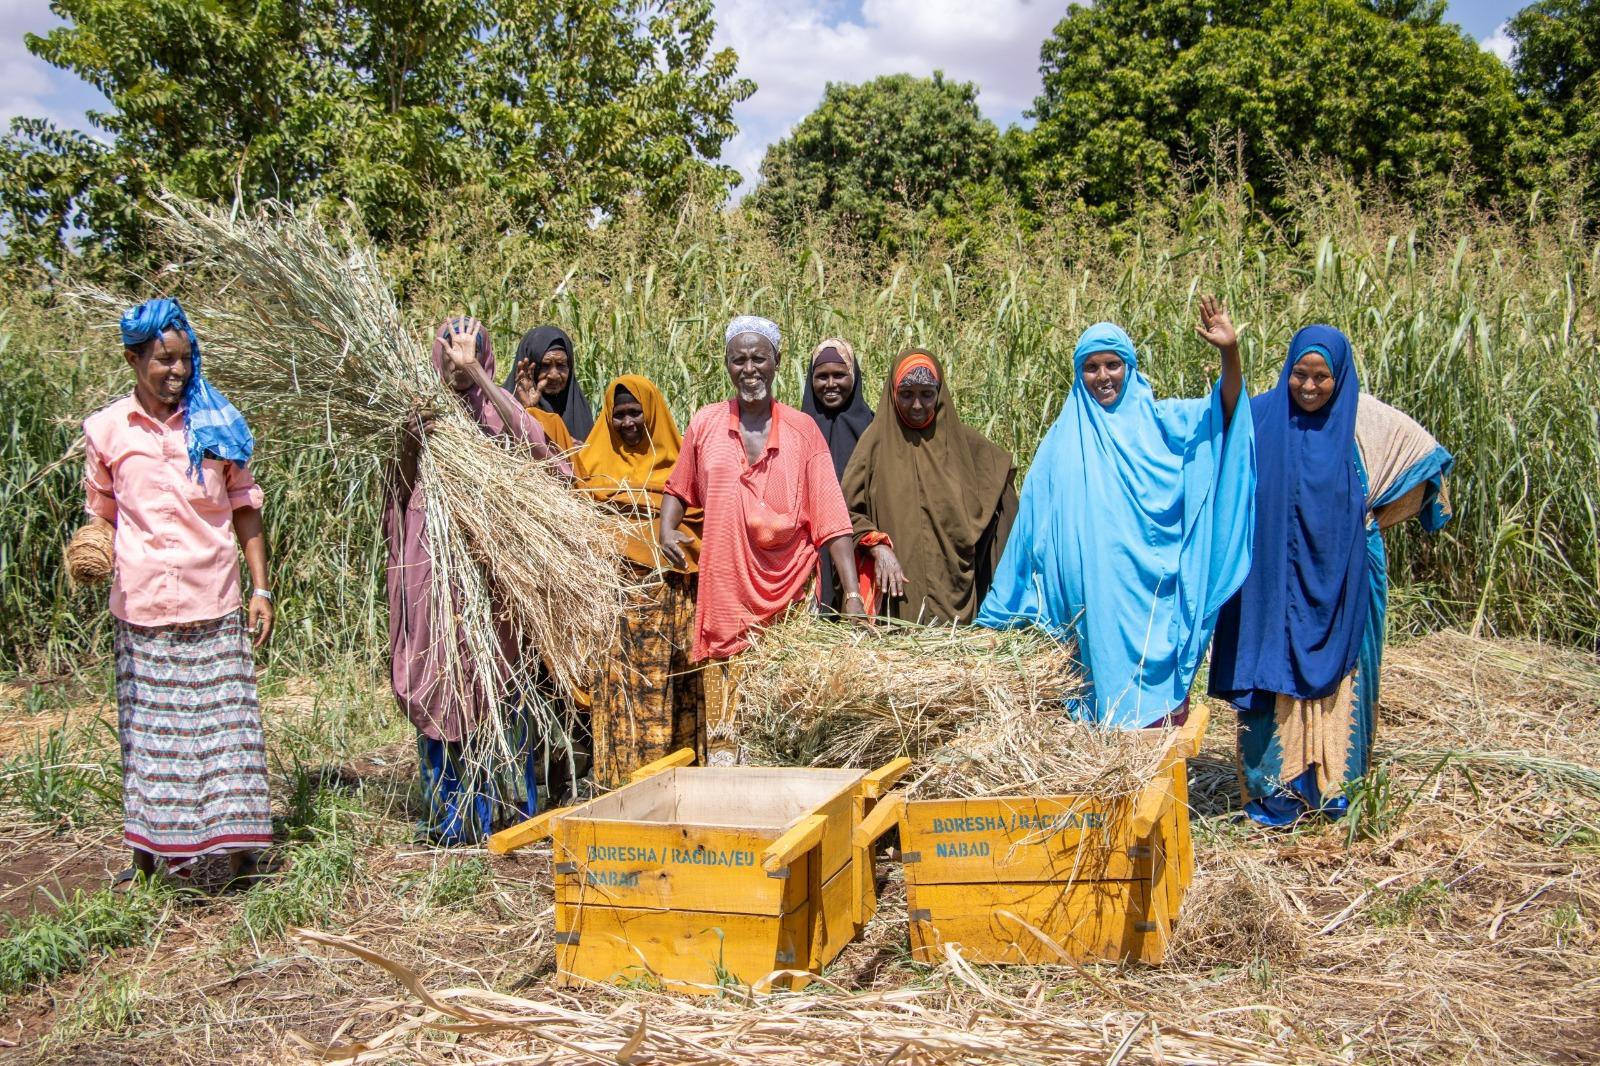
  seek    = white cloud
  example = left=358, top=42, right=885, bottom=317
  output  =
left=711, top=0, right=1062, bottom=194
left=0, top=0, right=1058, bottom=188
left=0, top=0, right=107, bottom=132
left=1479, top=21, right=1515, bottom=64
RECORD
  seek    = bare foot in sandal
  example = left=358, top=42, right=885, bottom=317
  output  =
left=224, top=850, right=263, bottom=891
left=111, top=847, right=158, bottom=891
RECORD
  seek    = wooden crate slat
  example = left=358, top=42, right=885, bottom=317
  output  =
left=551, top=821, right=798, bottom=916
left=906, top=878, right=1171, bottom=965
left=555, top=898, right=816, bottom=993
left=899, top=794, right=1141, bottom=885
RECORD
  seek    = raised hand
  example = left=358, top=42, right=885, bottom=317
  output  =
left=443, top=316, right=485, bottom=375
left=1194, top=295, right=1238, bottom=351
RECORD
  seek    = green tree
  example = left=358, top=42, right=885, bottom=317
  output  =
left=1017, top=0, right=1526, bottom=217
left=0, top=0, right=753, bottom=272
left=748, top=72, right=1003, bottom=246
left=1509, top=0, right=1599, bottom=199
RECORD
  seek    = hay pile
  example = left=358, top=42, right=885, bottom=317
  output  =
left=63, top=521, right=113, bottom=588
left=735, top=612, right=1170, bottom=798
left=73, top=195, right=630, bottom=770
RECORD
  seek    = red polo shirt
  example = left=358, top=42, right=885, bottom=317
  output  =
left=665, top=400, right=851, bottom=660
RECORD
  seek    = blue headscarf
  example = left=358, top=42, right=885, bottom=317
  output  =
left=119, top=298, right=254, bottom=481
left=976, top=322, right=1256, bottom=728
left=1209, top=325, right=1366, bottom=704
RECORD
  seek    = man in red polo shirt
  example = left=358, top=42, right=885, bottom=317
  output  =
left=659, top=316, right=864, bottom=762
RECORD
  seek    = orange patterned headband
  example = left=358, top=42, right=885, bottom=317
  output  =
left=895, top=351, right=939, bottom=387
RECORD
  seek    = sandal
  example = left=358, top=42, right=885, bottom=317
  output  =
left=109, top=867, right=146, bottom=892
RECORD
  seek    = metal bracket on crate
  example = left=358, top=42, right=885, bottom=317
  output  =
left=900, top=851, right=921, bottom=864
left=774, top=949, right=796, bottom=965
left=1133, top=921, right=1157, bottom=933
left=766, top=866, right=790, bottom=880
left=554, top=861, right=577, bottom=874
left=554, top=930, right=581, bottom=945
left=1127, top=846, right=1152, bottom=860
left=909, top=909, right=932, bottom=922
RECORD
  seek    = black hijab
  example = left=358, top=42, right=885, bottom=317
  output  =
left=800, top=337, right=874, bottom=479
left=505, top=324, right=595, bottom=439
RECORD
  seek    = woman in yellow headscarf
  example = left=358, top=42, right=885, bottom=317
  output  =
left=577, top=376, right=705, bottom=784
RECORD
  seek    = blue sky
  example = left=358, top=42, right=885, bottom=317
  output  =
left=0, top=0, right=1526, bottom=191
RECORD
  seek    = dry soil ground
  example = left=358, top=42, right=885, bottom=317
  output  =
left=0, top=630, right=1595, bottom=1064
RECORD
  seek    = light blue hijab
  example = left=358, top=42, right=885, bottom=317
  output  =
left=975, top=322, right=1256, bottom=727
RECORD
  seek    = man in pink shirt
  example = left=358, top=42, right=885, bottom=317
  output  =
left=83, top=299, right=274, bottom=888
left=659, top=316, right=864, bottom=763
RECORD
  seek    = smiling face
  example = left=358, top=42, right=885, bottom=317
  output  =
left=1080, top=350, right=1127, bottom=408
left=725, top=333, right=778, bottom=404
left=1288, top=352, right=1336, bottom=413
left=125, top=327, right=191, bottom=416
left=811, top=357, right=853, bottom=412
left=610, top=387, right=646, bottom=448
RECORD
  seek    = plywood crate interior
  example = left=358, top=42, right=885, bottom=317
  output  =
left=490, top=749, right=907, bottom=994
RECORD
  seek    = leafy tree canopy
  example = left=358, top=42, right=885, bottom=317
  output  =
left=0, top=0, right=753, bottom=271
left=1510, top=0, right=1599, bottom=195
left=749, top=72, right=1003, bottom=246
left=1017, top=0, right=1528, bottom=216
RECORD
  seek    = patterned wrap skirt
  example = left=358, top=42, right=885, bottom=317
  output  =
left=114, top=611, right=273, bottom=860
left=591, top=570, right=704, bottom=786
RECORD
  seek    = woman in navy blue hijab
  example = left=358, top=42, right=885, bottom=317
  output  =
left=1210, top=325, right=1454, bottom=826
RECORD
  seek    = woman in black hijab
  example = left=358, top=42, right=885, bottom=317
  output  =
left=800, top=337, right=874, bottom=611
left=505, top=325, right=595, bottom=440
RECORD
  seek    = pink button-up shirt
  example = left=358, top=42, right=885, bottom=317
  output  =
left=83, top=394, right=264, bottom=627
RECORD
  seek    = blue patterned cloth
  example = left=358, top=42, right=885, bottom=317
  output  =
left=120, top=298, right=254, bottom=481
left=416, top=716, right=541, bottom=846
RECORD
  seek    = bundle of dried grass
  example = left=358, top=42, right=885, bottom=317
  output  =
left=72, top=194, right=631, bottom=783
left=736, top=612, right=1169, bottom=798
left=63, top=521, right=113, bottom=588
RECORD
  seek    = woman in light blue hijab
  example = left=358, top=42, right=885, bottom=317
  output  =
left=977, top=298, right=1256, bottom=728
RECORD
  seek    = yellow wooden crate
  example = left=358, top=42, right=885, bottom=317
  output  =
left=490, top=749, right=908, bottom=995
left=856, top=707, right=1207, bottom=967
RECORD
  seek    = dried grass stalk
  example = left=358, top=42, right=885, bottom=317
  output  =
left=291, top=926, right=1322, bottom=1065
left=64, top=521, right=113, bottom=588
left=736, top=612, right=1171, bottom=798
left=71, top=194, right=631, bottom=786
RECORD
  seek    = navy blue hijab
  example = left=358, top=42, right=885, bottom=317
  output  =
left=1210, top=325, right=1367, bottom=704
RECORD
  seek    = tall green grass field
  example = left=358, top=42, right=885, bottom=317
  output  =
left=2, top=179, right=1596, bottom=675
